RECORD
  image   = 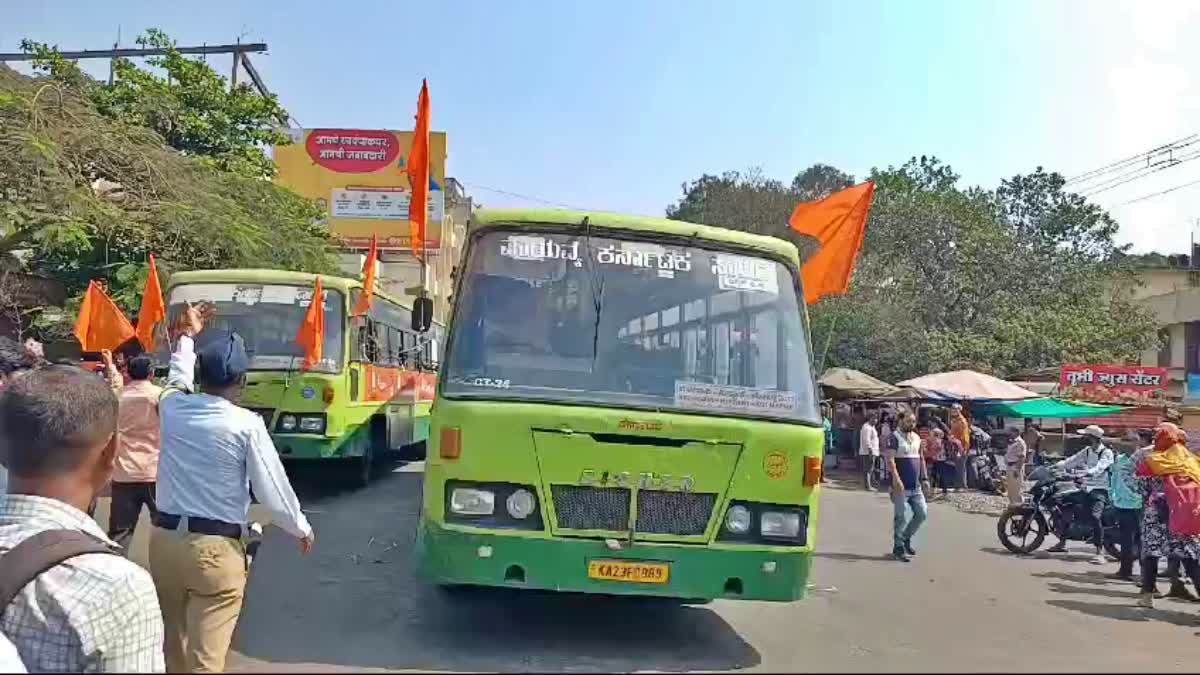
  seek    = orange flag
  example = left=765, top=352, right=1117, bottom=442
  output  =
left=296, top=277, right=325, bottom=370
left=406, top=79, right=431, bottom=261
left=351, top=234, right=378, bottom=316
left=74, top=280, right=136, bottom=352
left=788, top=181, right=876, bottom=304
left=135, top=255, right=166, bottom=351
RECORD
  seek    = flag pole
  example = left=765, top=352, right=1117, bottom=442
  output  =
left=817, top=311, right=839, bottom=375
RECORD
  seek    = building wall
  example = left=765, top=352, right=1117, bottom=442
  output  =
left=1132, top=266, right=1200, bottom=399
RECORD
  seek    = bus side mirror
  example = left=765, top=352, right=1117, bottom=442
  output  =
left=412, top=296, right=433, bottom=333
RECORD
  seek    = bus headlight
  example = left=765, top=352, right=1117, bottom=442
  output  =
left=760, top=511, right=802, bottom=539
left=278, top=415, right=297, bottom=432
left=297, top=415, right=326, bottom=433
left=505, top=489, right=536, bottom=519
left=725, top=505, right=752, bottom=534
left=450, top=488, right=495, bottom=516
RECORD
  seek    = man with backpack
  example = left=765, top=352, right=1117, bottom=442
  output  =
left=0, top=365, right=164, bottom=672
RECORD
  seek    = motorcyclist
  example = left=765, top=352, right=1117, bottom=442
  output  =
left=1047, top=424, right=1114, bottom=564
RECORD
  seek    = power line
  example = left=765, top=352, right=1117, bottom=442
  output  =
left=1077, top=148, right=1200, bottom=197
left=1118, top=176, right=1200, bottom=205
left=462, top=182, right=597, bottom=212
left=1066, top=134, right=1200, bottom=186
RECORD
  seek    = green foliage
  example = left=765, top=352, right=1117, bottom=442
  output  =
left=23, top=29, right=291, bottom=179
left=667, top=157, right=1159, bottom=381
left=0, top=62, right=334, bottom=337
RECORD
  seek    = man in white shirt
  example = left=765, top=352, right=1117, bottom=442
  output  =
left=150, top=303, right=315, bottom=673
left=859, top=412, right=880, bottom=491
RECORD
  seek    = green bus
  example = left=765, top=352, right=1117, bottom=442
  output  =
left=417, top=209, right=823, bottom=601
left=164, top=269, right=444, bottom=485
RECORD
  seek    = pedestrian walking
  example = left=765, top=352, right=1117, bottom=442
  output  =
left=1004, top=426, right=1028, bottom=507
left=108, top=355, right=163, bottom=554
left=1134, top=423, right=1200, bottom=609
left=1048, top=425, right=1113, bottom=565
left=0, top=365, right=164, bottom=672
left=1108, top=439, right=1142, bottom=582
left=859, top=412, right=880, bottom=490
left=150, top=302, right=314, bottom=673
left=886, top=412, right=928, bottom=562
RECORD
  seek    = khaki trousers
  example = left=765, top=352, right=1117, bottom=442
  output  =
left=149, top=525, right=248, bottom=673
left=1006, top=466, right=1025, bottom=507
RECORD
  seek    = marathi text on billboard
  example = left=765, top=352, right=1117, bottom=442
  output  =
left=273, top=128, right=447, bottom=253
left=1059, top=364, right=1168, bottom=404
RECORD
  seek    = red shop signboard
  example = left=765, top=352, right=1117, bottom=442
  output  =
left=1059, top=364, right=1169, bottom=404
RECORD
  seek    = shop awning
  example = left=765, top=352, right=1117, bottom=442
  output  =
left=972, top=398, right=1127, bottom=419
left=897, top=370, right=1040, bottom=402
left=818, top=367, right=898, bottom=397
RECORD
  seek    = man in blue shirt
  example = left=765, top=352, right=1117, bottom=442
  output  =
left=1108, top=438, right=1142, bottom=581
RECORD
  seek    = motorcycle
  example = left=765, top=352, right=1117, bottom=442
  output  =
left=996, top=465, right=1130, bottom=558
left=968, top=450, right=1003, bottom=494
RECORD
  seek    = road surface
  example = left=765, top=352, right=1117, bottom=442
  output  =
left=101, top=464, right=1200, bottom=672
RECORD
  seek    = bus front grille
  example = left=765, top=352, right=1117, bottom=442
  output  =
left=635, top=490, right=717, bottom=535
left=549, top=486, right=716, bottom=536
left=550, top=485, right=630, bottom=531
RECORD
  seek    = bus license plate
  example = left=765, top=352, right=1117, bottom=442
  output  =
left=587, top=560, right=670, bottom=584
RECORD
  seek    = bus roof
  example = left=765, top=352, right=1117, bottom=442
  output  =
left=165, top=268, right=411, bottom=310
left=471, top=208, right=802, bottom=268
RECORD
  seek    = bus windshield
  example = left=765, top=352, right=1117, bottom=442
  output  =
left=167, top=283, right=345, bottom=373
left=443, top=230, right=819, bottom=423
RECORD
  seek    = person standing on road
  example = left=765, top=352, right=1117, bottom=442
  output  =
left=108, top=355, right=163, bottom=554
left=922, top=428, right=947, bottom=495
left=1048, top=425, right=1113, bottom=565
left=1004, top=426, right=1028, bottom=508
left=949, top=404, right=971, bottom=489
left=1023, top=421, right=1046, bottom=468
left=1107, top=438, right=1142, bottom=582
left=1134, top=423, right=1200, bottom=609
left=0, top=365, right=164, bottom=672
left=859, top=412, right=880, bottom=490
left=150, top=303, right=315, bottom=673
left=886, top=412, right=927, bottom=562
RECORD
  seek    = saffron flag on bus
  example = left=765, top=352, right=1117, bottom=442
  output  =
left=788, top=181, right=876, bottom=304
left=296, top=277, right=325, bottom=371
left=351, top=234, right=379, bottom=317
left=135, top=254, right=166, bottom=351
left=74, top=280, right=135, bottom=352
left=406, top=79, right=431, bottom=261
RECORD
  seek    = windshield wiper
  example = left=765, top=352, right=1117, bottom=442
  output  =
left=579, top=216, right=605, bottom=369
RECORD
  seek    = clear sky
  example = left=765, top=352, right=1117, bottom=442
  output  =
left=5, top=0, right=1198, bottom=253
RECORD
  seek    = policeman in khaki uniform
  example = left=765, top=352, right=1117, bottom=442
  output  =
left=150, top=302, right=315, bottom=673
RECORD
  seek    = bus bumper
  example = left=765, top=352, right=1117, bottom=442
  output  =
left=272, top=434, right=345, bottom=460
left=416, top=521, right=811, bottom=602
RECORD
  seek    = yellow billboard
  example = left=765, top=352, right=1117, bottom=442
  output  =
left=273, top=128, right=448, bottom=252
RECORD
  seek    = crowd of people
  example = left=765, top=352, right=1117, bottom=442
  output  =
left=0, top=302, right=314, bottom=673
left=824, top=396, right=1200, bottom=620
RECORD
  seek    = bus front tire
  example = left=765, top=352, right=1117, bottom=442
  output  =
left=353, top=444, right=374, bottom=488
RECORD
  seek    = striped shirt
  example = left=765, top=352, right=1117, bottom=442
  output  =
left=0, top=495, right=164, bottom=672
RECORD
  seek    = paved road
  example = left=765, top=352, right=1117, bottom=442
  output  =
left=103, top=465, right=1200, bottom=672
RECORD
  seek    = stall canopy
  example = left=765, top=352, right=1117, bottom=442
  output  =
left=818, top=367, right=898, bottom=397
left=896, top=370, right=1040, bottom=402
left=972, top=398, right=1127, bottom=419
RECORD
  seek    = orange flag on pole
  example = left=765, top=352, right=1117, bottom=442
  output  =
left=74, top=280, right=136, bottom=352
left=296, top=277, right=325, bottom=371
left=135, top=254, right=166, bottom=351
left=351, top=234, right=378, bottom=317
left=406, top=79, right=431, bottom=261
left=788, top=181, right=876, bottom=304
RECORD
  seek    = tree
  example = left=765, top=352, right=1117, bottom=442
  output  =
left=0, top=62, right=334, bottom=337
left=666, top=158, right=1160, bottom=381
left=21, top=29, right=290, bottom=179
